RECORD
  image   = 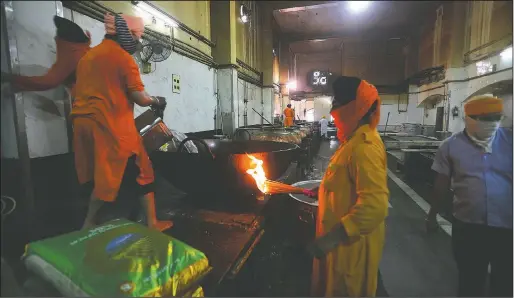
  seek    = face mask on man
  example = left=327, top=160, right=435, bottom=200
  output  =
left=465, top=116, right=500, bottom=141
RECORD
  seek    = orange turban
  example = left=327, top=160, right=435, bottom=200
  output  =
left=330, top=76, right=380, bottom=142
left=464, top=95, right=503, bottom=116
left=104, top=13, right=144, bottom=40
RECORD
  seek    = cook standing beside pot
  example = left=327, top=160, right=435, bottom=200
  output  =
left=308, top=76, right=389, bottom=297
left=71, top=13, right=172, bottom=231
left=284, top=104, right=295, bottom=127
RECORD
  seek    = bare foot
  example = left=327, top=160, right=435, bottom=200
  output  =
left=150, top=220, right=173, bottom=232
left=81, top=222, right=95, bottom=231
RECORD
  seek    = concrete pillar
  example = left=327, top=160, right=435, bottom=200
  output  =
left=211, top=1, right=237, bottom=66
left=211, top=1, right=238, bottom=134
left=216, top=68, right=238, bottom=135
left=260, top=6, right=275, bottom=125
left=262, top=87, right=274, bottom=124
left=279, top=41, right=291, bottom=96
left=448, top=1, right=467, bottom=68
left=261, top=6, right=274, bottom=87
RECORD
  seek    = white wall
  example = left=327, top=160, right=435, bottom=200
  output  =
left=313, top=96, right=331, bottom=122
left=262, top=87, right=274, bottom=124
left=1, top=4, right=19, bottom=159
left=407, top=47, right=513, bottom=134
left=499, top=94, right=513, bottom=128
left=132, top=52, right=216, bottom=133
left=12, top=1, right=70, bottom=158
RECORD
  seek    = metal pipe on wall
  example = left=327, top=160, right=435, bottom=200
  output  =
left=139, top=1, right=215, bottom=48
left=1, top=0, right=35, bottom=215
left=64, top=1, right=217, bottom=68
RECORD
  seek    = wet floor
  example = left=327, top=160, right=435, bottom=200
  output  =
left=225, top=138, right=458, bottom=297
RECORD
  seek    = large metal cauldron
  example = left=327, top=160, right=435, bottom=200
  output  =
left=234, top=127, right=308, bottom=143
left=150, top=139, right=299, bottom=197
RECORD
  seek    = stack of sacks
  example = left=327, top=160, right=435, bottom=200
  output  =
left=23, top=219, right=211, bottom=297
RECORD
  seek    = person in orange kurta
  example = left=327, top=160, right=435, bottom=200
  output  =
left=1, top=16, right=91, bottom=94
left=284, top=104, right=295, bottom=127
left=72, top=13, right=172, bottom=231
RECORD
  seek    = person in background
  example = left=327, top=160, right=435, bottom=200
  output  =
left=308, top=76, right=389, bottom=297
left=1, top=16, right=91, bottom=94
left=427, top=95, right=512, bottom=297
left=284, top=103, right=294, bottom=127
left=72, top=13, right=172, bottom=231
left=319, top=115, right=329, bottom=139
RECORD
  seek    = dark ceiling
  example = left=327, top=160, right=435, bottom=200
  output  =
left=270, top=1, right=443, bottom=53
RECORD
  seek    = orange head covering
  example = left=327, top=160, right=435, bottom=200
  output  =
left=330, top=76, right=380, bottom=142
left=464, top=95, right=503, bottom=116
left=11, top=16, right=91, bottom=92
left=104, top=13, right=144, bottom=55
left=104, top=13, right=144, bottom=40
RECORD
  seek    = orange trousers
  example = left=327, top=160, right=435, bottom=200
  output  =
left=284, top=117, right=294, bottom=127
left=72, top=117, right=154, bottom=202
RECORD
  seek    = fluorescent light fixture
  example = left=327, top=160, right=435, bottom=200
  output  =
left=286, top=81, right=297, bottom=90
left=348, top=1, right=370, bottom=13
left=500, top=46, right=512, bottom=59
left=134, top=1, right=178, bottom=28
left=240, top=4, right=251, bottom=23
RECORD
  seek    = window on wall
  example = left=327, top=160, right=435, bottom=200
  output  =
left=476, top=60, right=493, bottom=75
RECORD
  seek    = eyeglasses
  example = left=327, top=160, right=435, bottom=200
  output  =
left=469, top=114, right=504, bottom=122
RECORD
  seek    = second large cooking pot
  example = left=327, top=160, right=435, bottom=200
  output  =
left=150, top=139, right=299, bottom=197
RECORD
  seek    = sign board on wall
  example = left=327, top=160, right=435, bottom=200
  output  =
left=307, top=70, right=332, bottom=90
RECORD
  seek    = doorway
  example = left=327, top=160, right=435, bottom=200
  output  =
left=435, top=106, right=444, bottom=132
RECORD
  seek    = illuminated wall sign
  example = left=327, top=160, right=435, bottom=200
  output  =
left=308, top=70, right=332, bottom=88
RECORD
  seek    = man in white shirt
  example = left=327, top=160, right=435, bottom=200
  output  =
left=319, top=116, right=329, bottom=139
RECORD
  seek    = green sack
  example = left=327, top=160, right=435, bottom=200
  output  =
left=23, top=219, right=210, bottom=297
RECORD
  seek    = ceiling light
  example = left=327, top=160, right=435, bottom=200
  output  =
left=348, top=1, right=370, bottom=13
left=134, top=1, right=178, bottom=28
left=500, top=46, right=512, bottom=59
left=240, top=4, right=251, bottom=23
left=286, top=81, right=297, bottom=90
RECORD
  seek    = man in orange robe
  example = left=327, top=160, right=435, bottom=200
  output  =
left=1, top=16, right=91, bottom=93
left=284, top=104, right=295, bottom=127
left=72, top=13, right=172, bottom=231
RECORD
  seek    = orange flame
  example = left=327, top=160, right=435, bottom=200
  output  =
left=246, top=154, right=268, bottom=193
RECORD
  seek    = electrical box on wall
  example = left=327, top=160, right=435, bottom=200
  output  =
left=172, top=74, right=180, bottom=94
